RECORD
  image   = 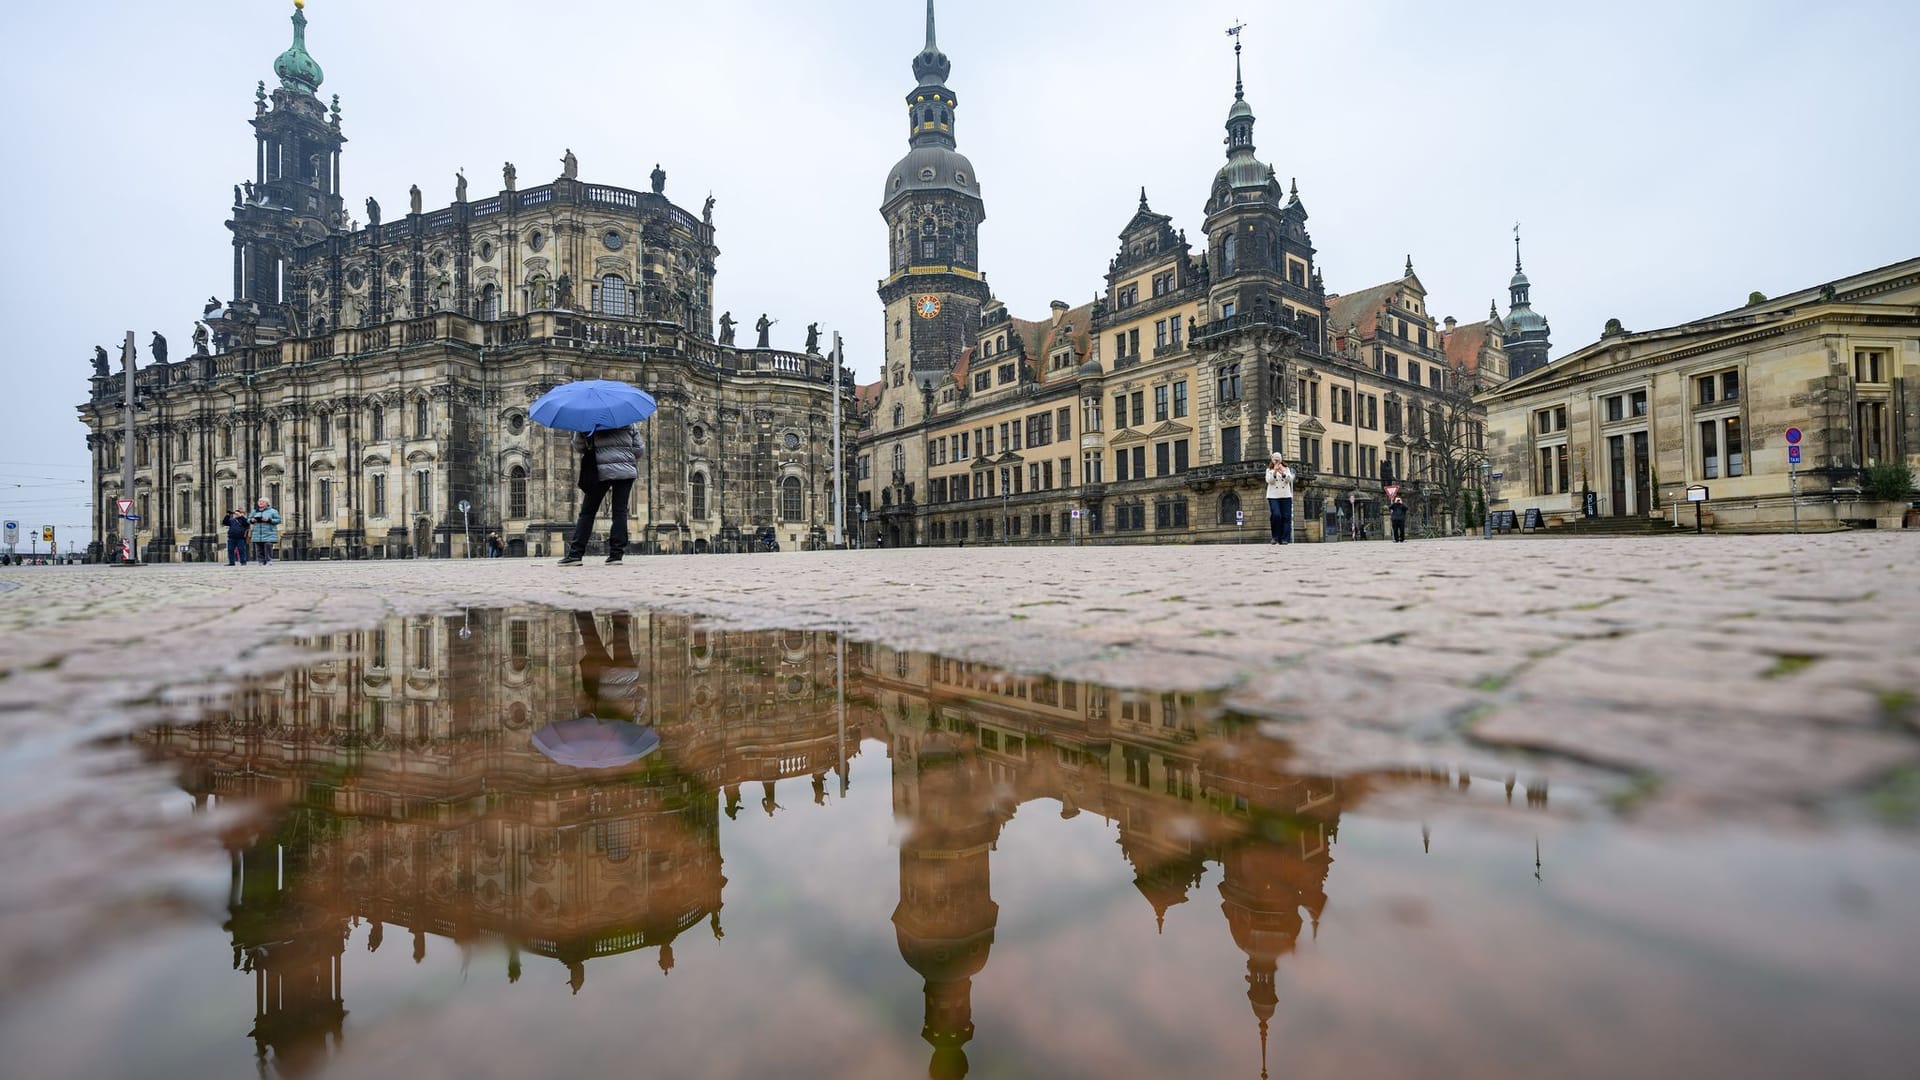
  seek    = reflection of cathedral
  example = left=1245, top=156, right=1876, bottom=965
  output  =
left=140, top=611, right=1535, bottom=1078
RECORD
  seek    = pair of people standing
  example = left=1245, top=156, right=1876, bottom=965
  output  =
left=560, top=425, right=643, bottom=566
left=1265, top=453, right=1296, bottom=545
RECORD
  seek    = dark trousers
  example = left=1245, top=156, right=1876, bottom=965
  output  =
left=252, top=541, right=275, bottom=563
left=227, top=537, right=249, bottom=565
left=1391, top=519, right=1407, bottom=542
left=1267, top=497, right=1293, bottom=543
left=569, top=478, right=634, bottom=557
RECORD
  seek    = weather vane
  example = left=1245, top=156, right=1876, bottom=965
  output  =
left=1226, top=19, right=1246, bottom=38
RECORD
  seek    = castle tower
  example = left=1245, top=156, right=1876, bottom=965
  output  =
left=878, top=0, right=991, bottom=395
left=1503, top=228, right=1552, bottom=379
left=228, top=0, right=346, bottom=335
left=891, top=729, right=1002, bottom=1079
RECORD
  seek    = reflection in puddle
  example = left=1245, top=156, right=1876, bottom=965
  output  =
left=17, top=607, right=1910, bottom=1078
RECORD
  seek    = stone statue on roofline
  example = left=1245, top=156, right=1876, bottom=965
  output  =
left=150, top=332, right=169, bottom=366
left=91, top=345, right=110, bottom=378
left=718, top=311, right=736, bottom=345
left=503, top=161, right=517, bottom=191
left=192, top=322, right=210, bottom=356
left=561, top=148, right=578, bottom=180
left=409, top=185, right=422, bottom=215
left=755, top=313, right=773, bottom=349
left=805, top=322, right=821, bottom=354
left=455, top=170, right=467, bottom=203
left=366, top=196, right=381, bottom=227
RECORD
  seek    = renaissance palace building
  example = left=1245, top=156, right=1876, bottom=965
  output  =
left=77, top=1, right=852, bottom=562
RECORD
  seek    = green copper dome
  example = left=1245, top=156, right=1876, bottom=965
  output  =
left=274, top=6, right=324, bottom=96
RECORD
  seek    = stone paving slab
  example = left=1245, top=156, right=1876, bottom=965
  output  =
left=2, top=533, right=1918, bottom=816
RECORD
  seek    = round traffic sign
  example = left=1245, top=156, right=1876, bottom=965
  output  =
left=1785, top=427, right=1802, bottom=445
left=457, top=499, right=472, bottom=514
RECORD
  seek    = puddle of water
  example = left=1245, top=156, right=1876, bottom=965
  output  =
left=1, top=607, right=1918, bottom=1079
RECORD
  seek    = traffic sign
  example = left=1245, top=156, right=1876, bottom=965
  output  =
left=1785, top=427, right=1802, bottom=445
left=1235, top=510, right=1245, bottom=526
left=121, top=514, right=142, bottom=521
left=457, top=499, right=472, bottom=514
left=1489, top=472, right=1504, bottom=480
left=2, top=521, right=16, bottom=545
left=1070, top=509, right=1081, bottom=519
left=42, top=527, right=55, bottom=543
left=1788, top=445, right=1801, bottom=464
left=117, top=498, right=134, bottom=514
left=1385, top=484, right=1401, bottom=500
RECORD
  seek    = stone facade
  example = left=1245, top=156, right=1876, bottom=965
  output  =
left=76, top=3, right=851, bottom=561
left=1481, top=257, right=1920, bottom=529
left=855, top=15, right=1514, bottom=546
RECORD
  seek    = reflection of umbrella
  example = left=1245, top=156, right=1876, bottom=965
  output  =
left=531, top=718, right=660, bottom=769
left=529, top=380, right=658, bottom=433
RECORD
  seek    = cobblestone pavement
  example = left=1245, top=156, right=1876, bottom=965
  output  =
left=2, top=533, right=1918, bottom=815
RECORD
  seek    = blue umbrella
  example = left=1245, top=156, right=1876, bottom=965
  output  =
left=529, top=380, right=658, bottom=433
left=531, top=718, right=661, bottom=769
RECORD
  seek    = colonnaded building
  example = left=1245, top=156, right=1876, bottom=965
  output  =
left=853, top=4, right=1548, bottom=547
left=77, top=1, right=851, bottom=562
left=1482, top=257, right=1919, bottom=530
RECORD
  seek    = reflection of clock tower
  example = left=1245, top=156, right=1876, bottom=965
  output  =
left=878, top=0, right=990, bottom=394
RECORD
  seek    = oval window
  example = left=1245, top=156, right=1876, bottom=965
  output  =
left=477, top=240, right=494, bottom=261
left=603, top=229, right=623, bottom=250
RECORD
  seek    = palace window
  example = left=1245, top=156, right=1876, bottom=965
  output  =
left=1217, top=363, right=1242, bottom=403
left=221, top=485, right=235, bottom=514
left=1696, top=369, right=1741, bottom=405
left=1699, top=416, right=1744, bottom=479
left=781, top=476, right=803, bottom=521
left=974, top=370, right=990, bottom=391
left=1535, top=405, right=1568, bottom=434
left=1384, top=352, right=1399, bottom=379
left=998, top=363, right=1015, bottom=384
left=1113, top=392, right=1127, bottom=430
left=1153, top=271, right=1176, bottom=296
left=1854, top=348, right=1887, bottom=384
left=1331, top=440, right=1353, bottom=475
left=1298, top=435, right=1321, bottom=470
left=509, top=465, right=528, bottom=518
left=1408, top=360, right=1421, bottom=386
left=1221, top=425, right=1241, bottom=464
left=1057, top=407, right=1071, bottom=441
left=414, top=398, right=429, bottom=438
left=1360, top=445, right=1379, bottom=479
left=1154, top=385, right=1169, bottom=422
left=893, top=403, right=905, bottom=428
left=1536, top=443, right=1570, bottom=495
left=1117, top=284, right=1139, bottom=309
left=1173, top=380, right=1189, bottom=418
left=892, top=444, right=906, bottom=477
left=371, top=474, right=386, bottom=517
left=370, top=405, right=384, bottom=441
left=597, top=274, right=630, bottom=317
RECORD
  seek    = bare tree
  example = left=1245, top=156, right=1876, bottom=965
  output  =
left=1409, top=363, right=1488, bottom=533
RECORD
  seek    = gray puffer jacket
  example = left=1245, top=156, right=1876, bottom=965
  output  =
left=574, top=426, right=645, bottom=482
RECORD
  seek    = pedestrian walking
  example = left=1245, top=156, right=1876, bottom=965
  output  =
left=487, top=531, right=503, bottom=558
left=1264, top=452, right=1296, bottom=544
left=560, top=424, right=643, bottom=566
left=1389, top=496, right=1409, bottom=543
left=222, top=509, right=250, bottom=565
left=248, top=496, right=281, bottom=565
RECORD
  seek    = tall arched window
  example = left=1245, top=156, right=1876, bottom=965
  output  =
left=599, top=274, right=629, bottom=316
left=508, top=465, right=527, bottom=518
left=370, top=404, right=384, bottom=441
left=1222, top=233, right=1237, bottom=276
left=1219, top=491, right=1242, bottom=526
left=891, top=443, right=906, bottom=477
left=892, top=403, right=905, bottom=428
left=478, top=283, right=499, bottom=320
left=414, top=398, right=428, bottom=438
left=780, top=476, right=803, bottom=521
left=691, top=471, right=708, bottom=519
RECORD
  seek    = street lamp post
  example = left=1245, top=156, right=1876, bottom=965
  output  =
left=118, top=331, right=139, bottom=566
left=1481, top=462, right=1493, bottom=540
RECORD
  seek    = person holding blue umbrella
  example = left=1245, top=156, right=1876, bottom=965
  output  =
left=529, top=380, right=657, bottom=566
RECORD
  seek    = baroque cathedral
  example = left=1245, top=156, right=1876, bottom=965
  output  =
left=77, top=0, right=852, bottom=561
left=854, top=5, right=1551, bottom=546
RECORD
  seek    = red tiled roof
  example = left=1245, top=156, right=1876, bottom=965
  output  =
left=1323, top=280, right=1401, bottom=341
left=1439, top=320, right=1496, bottom=376
left=854, top=380, right=884, bottom=410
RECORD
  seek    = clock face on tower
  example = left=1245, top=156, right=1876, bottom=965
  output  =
left=915, top=295, right=942, bottom=319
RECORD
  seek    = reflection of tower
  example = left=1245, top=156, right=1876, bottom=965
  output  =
left=1216, top=804, right=1336, bottom=1079
left=891, top=728, right=1002, bottom=1079
left=227, top=845, right=350, bottom=1078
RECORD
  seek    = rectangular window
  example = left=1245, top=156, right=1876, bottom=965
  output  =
left=1029, top=463, right=1041, bottom=491
left=1009, top=421, right=1022, bottom=450
left=1385, top=353, right=1399, bottom=378
left=975, top=371, right=991, bottom=392
left=1699, top=419, right=1720, bottom=480
left=1114, top=393, right=1128, bottom=430
left=415, top=470, right=430, bottom=514
left=1154, top=385, right=1169, bottom=422
left=1407, top=360, right=1420, bottom=386
left=1170, top=316, right=1182, bottom=346
left=1158, top=318, right=1172, bottom=348
left=177, top=489, right=191, bottom=524
left=1174, top=439, right=1189, bottom=474
left=1084, top=451, right=1103, bottom=484
left=221, top=484, right=235, bottom=514
left=1131, top=445, right=1146, bottom=479
left=1221, top=426, right=1241, bottom=464
left=1606, top=394, right=1625, bottom=423
left=1131, top=392, right=1145, bottom=428
left=1631, top=389, right=1648, bottom=417
left=1173, top=381, right=1188, bottom=418
left=1855, top=349, right=1886, bottom=384
left=317, top=477, right=332, bottom=519
left=998, top=363, right=1015, bottom=384
left=317, top=413, right=332, bottom=448
left=268, top=482, right=280, bottom=509
left=1057, top=407, right=1071, bottom=441
left=1429, top=368, right=1442, bottom=390
left=1856, top=401, right=1889, bottom=464
left=1115, top=449, right=1129, bottom=482
left=1156, top=442, right=1170, bottom=477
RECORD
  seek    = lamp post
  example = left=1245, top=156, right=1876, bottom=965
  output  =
left=1481, top=462, right=1492, bottom=540
left=118, top=331, right=139, bottom=566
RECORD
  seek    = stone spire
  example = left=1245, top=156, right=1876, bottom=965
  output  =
left=273, top=0, right=324, bottom=96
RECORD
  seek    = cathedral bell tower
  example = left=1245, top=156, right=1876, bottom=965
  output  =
left=228, top=0, right=346, bottom=336
left=1502, top=228, right=1553, bottom=380
left=878, top=0, right=991, bottom=395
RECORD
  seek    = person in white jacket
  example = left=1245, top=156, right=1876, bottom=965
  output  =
left=1264, top=452, right=1295, bottom=544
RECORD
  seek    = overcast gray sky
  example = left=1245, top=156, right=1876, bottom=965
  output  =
left=4, top=0, right=1915, bottom=550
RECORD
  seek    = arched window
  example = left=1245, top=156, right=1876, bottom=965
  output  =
left=478, top=283, right=499, bottom=321
left=891, top=443, right=906, bottom=477
left=781, top=476, right=803, bottom=521
left=414, top=398, right=428, bottom=438
left=370, top=404, right=384, bottom=441
left=893, top=403, right=905, bottom=428
left=920, top=219, right=935, bottom=261
left=691, top=471, right=708, bottom=519
left=1222, top=233, right=1237, bottom=276
left=508, top=465, right=527, bottom=518
left=1219, top=491, right=1242, bottom=526
left=599, top=274, right=629, bottom=316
